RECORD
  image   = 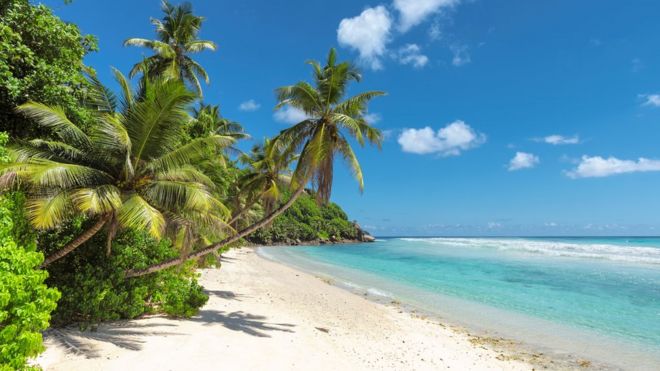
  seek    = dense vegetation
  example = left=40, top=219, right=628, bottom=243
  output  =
left=0, top=0, right=382, bottom=368
left=248, top=191, right=359, bottom=245
left=0, top=0, right=97, bottom=139
left=0, top=135, right=60, bottom=370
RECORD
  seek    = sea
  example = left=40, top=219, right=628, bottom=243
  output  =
left=259, top=237, right=660, bottom=370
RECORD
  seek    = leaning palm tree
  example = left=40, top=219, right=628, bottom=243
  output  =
left=125, top=48, right=384, bottom=277
left=271, top=48, right=384, bottom=203
left=124, top=1, right=216, bottom=95
left=1, top=71, right=233, bottom=266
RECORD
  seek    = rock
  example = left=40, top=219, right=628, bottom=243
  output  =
left=362, top=234, right=376, bottom=242
left=353, top=221, right=376, bottom=242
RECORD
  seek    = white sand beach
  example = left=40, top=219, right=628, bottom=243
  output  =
left=37, top=247, right=537, bottom=371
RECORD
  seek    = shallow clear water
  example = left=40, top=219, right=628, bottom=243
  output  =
left=260, top=237, right=660, bottom=369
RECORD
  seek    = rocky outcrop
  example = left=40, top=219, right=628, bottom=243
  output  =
left=353, top=222, right=376, bottom=243
left=361, top=234, right=376, bottom=242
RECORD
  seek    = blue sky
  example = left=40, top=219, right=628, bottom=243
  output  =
left=44, top=0, right=660, bottom=236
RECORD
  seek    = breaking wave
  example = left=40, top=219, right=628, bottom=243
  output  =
left=398, top=237, right=660, bottom=264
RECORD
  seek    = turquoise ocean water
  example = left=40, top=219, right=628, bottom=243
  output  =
left=259, top=237, right=660, bottom=370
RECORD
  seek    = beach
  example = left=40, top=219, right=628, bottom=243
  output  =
left=37, top=247, right=537, bottom=371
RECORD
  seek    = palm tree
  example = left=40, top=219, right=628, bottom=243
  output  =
left=125, top=48, right=384, bottom=277
left=1, top=71, right=233, bottom=266
left=271, top=48, right=384, bottom=203
left=229, top=138, right=296, bottom=226
left=188, top=103, right=248, bottom=141
left=124, top=1, right=216, bottom=95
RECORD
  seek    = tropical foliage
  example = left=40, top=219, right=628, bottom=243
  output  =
left=124, top=1, right=216, bottom=95
left=46, top=228, right=208, bottom=326
left=0, top=1, right=383, bottom=368
left=248, top=191, right=358, bottom=245
left=2, top=73, right=233, bottom=266
left=124, top=47, right=383, bottom=277
left=272, top=48, right=384, bottom=203
left=0, top=0, right=97, bottom=139
left=0, top=137, right=60, bottom=369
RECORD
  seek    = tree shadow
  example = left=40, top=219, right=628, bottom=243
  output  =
left=46, top=321, right=182, bottom=359
left=190, top=310, right=295, bottom=338
left=218, top=255, right=237, bottom=262
left=204, top=289, right=244, bottom=301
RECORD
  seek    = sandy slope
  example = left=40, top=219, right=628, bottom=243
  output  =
left=37, top=247, right=533, bottom=370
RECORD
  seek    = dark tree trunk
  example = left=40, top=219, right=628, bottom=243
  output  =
left=41, top=215, right=110, bottom=268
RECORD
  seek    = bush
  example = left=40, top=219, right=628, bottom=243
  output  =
left=45, top=229, right=208, bottom=327
left=0, top=194, right=60, bottom=370
left=248, top=191, right=358, bottom=244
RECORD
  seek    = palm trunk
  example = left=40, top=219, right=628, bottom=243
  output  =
left=125, top=186, right=305, bottom=278
left=41, top=215, right=110, bottom=268
left=105, top=216, right=119, bottom=257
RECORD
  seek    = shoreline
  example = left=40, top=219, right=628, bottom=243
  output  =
left=37, top=247, right=536, bottom=370
left=256, top=246, right=621, bottom=371
left=258, top=244, right=660, bottom=371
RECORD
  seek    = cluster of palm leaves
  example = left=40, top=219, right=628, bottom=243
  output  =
left=0, top=1, right=384, bottom=276
left=1, top=70, right=233, bottom=266
left=125, top=1, right=216, bottom=95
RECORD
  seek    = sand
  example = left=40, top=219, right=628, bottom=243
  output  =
left=37, top=247, right=535, bottom=370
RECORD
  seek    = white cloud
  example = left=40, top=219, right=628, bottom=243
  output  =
left=364, top=112, right=382, bottom=124
left=641, top=94, right=660, bottom=107
left=567, top=156, right=660, bottom=178
left=396, top=44, right=429, bottom=68
left=398, top=120, right=485, bottom=156
left=238, top=99, right=260, bottom=112
left=337, top=6, right=392, bottom=70
left=450, top=44, right=470, bottom=66
left=393, top=0, right=459, bottom=32
left=429, top=22, right=442, bottom=41
left=508, top=152, right=539, bottom=171
left=273, top=106, right=310, bottom=124
left=539, top=134, right=580, bottom=145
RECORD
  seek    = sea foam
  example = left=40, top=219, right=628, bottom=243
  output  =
left=399, top=237, right=660, bottom=264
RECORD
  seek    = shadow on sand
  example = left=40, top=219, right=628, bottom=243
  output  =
left=204, top=289, right=244, bottom=301
left=190, top=310, right=295, bottom=338
left=46, top=307, right=296, bottom=358
left=46, top=322, right=181, bottom=359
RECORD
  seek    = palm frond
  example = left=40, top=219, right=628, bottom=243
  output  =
left=117, top=194, right=165, bottom=239
left=83, top=68, right=117, bottom=112
left=13, top=140, right=86, bottom=163
left=16, top=103, right=92, bottom=148
left=112, top=67, right=134, bottom=109
left=186, top=40, right=217, bottom=52
left=155, top=165, right=215, bottom=187
left=147, top=135, right=234, bottom=173
left=72, top=185, right=122, bottom=215
left=275, top=82, right=322, bottom=113
left=125, top=78, right=197, bottom=165
left=337, top=135, right=364, bottom=191
left=27, top=191, right=73, bottom=229
left=334, top=91, right=386, bottom=116
left=6, top=158, right=113, bottom=189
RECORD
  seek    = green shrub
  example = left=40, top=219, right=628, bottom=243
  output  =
left=249, top=191, right=358, bottom=244
left=46, top=229, right=208, bottom=327
left=0, top=194, right=60, bottom=370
